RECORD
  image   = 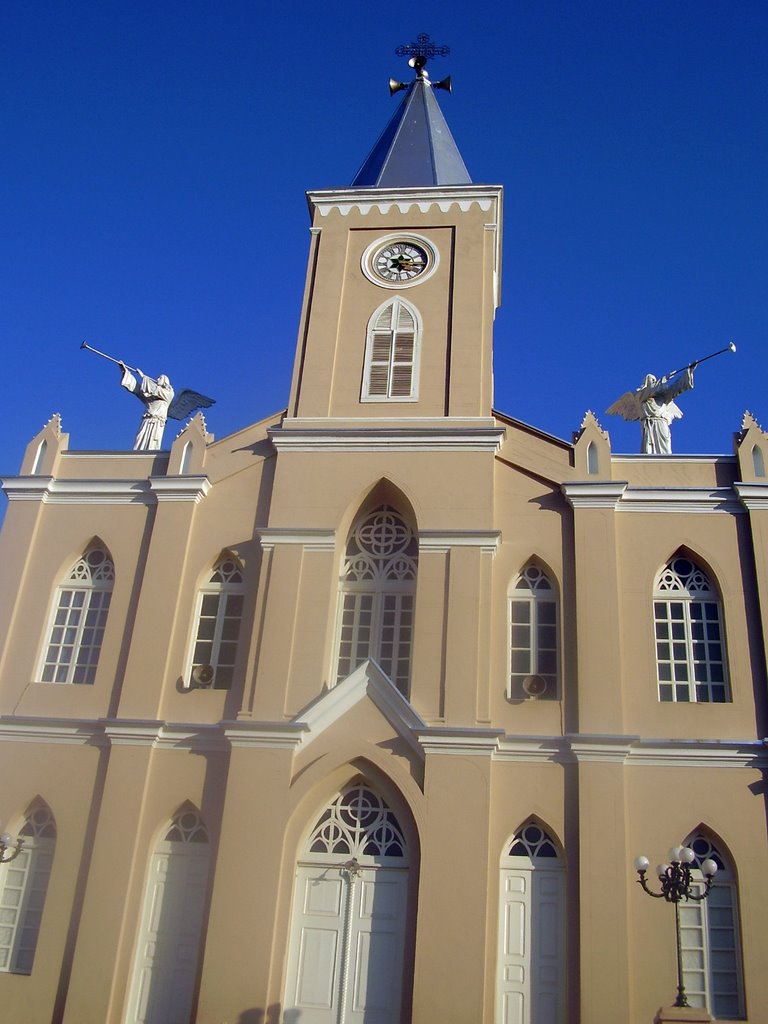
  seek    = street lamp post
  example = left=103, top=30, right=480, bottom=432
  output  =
left=0, top=831, right=24, bottom=864
left=634, top=845, right=718, bottom=1010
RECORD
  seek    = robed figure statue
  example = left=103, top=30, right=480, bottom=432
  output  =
left=119, top=363, right=175, bottom=451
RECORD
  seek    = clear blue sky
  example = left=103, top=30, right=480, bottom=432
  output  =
left=2, top=0, right=766, bottom=478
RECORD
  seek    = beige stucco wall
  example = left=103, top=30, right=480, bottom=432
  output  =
left=0, top=183, right=766, bottom=1024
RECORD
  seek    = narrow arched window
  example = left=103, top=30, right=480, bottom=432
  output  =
left=40, top=544, right=114, bottom=684
left=498, top=822, right=566, bottom=1023
left=335, top=505, right=417, bottom=695
left=679, top=832, right=744, bottom=1019
left=188, top=555, right=244, bottom=689
left=362, top=299, right=420, bottom=401
left=586, top=441, right=599, bottom=474
left=654, top=555, right=729, bottom=703
left=0, top=800, right=56, bottom=974
left=752, top=444, right=765, bottom=478
left=509, top=564, right=559, bottom=700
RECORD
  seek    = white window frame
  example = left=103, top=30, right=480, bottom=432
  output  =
left=334, top=506, right=417, bottom=695
left=653, top=556, right=729, bottom=703
left=508, top=563, right=560, bottom=700
left=361, top=298, right=422, bottom=402
left=679, top=833, right=744, bottom=1019
left=37, top=544, right=114, bottom=685
left=185, top=555, right=244, bottom=690
left=0, top=802, right=56, bottom=975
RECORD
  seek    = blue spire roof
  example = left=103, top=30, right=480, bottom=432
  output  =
left=351, top=75, right=472, bottom=188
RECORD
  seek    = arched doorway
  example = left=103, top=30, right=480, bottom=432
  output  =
left=284, top=781, right=411, bottom=1024
left=124, top=807, right=211, bottom=1024
left=497, top=822, right=566, bottom=1024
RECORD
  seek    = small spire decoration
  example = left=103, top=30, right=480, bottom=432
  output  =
left=390, top=32, right=452, bottom=95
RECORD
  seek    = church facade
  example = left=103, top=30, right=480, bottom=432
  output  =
left=0, top=49, right=767, bottom=1024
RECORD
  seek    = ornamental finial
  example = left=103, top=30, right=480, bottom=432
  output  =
left=389, top=33, right=452, bottom=96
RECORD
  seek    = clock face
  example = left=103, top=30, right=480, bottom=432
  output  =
left=361, top=234, right=439, bottom=289
left=373, top=241, right=430, bottom=282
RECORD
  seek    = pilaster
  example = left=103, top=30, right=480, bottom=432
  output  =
left=562, top=483, right=627, bottom=733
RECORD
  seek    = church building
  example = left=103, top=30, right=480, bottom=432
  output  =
left=0, top=37, right=767, bottom=1024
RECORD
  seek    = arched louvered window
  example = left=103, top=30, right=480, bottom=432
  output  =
left=336, top=505, right=417, bottom=695
left=654, top=555, right=729, bottom=703
left=0, top=801, right=56, bottom=974
left=188, top=555, right=244, bottom=690
left=40, top=544, right=114, bottom=684
left=362, top=299, right=421, bottom=401
left=679, top=832, right=744, bottom=1019
left=498, top=823, right=565, bottom=1023
left=509, top=564, right=560, bottom=700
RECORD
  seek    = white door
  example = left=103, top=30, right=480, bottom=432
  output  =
left=284, top=782, right=411, bottom=1024
left=497, top=825, right=565, bottom=1024
left=284, top=863, right=408, bottom=1024
left=125, top=837, right=210, bottom=1024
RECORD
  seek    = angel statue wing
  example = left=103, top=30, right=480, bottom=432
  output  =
left=606, top=390, right=643, bottom=422
left=168, top=389, right=216, bottom=421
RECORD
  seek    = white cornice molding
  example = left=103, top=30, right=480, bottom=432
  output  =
left=561, top=482, right=628, bottom=509
left=612, top=454, right=736, bottom=465
left=617, top=487, right=742, bottom=514
left=307, top=185, right=502, bottom=221
left=223, top=721, right=308, bottom=750
left=734, top=482, right=768, bottom=510
left=626, top=739, right=766, bottom=768
left=562, top=482, right=743, bottom=514
left=419, top=530, right=501, bottom=555
left=417, top=727, right=503, bottom=757
left=269, top=425, right=505, bottom=454
left=149, top=476, right=211, bottom=503
left=495, top=736, right=571, bottom=763
left=0, top=716, right=101, bottom=745
left=0, top=477, right=153, bottom=504
left=0, top=716, right=764, bottom=768
left=256, top=527, right=336, bottom=551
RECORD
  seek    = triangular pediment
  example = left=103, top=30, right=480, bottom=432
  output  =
left=292, top=660, right=426, bottom=758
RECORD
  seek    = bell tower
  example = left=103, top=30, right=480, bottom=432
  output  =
left=283, top=34, right=503, bottom=432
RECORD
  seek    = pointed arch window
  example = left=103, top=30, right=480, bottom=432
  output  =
left=498, top=822, right=566, bottom=1024
left=335, top=505, right=417, bottom=695
left=678, top=832, right=744, bottom=1019
left=508, top=564, right=560, bottom=700
left=40, top=544, right=114, bottom=684
left=362, top=299, right=421, bottom=401
left=307, top=782, right=408, bottom=863
left=654, top=556, right=729, bottom=703
left=188, top=555, right=244, bottom=690
left=0, top=800, right=56, bottom=974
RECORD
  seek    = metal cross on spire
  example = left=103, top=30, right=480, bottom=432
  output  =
left=395, top=33, right=450, bottom=77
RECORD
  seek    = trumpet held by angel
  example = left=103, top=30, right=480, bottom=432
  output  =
left=81, top=341, right=216, bottom=451
left=606, top=342, right=736, bottom=455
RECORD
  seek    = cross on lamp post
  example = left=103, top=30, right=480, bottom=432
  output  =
left=634, top=845, right=718, bottom=1009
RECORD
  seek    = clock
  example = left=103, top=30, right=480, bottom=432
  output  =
left=362, top=234, right=438, bottom=289
left=373, top=241, right=429, bottom=282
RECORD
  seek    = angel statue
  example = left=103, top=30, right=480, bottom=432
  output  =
left=606, top=343, right=737, bottom=455
left=80, top=341, right=216, bottom=451
left=607, top=366, right=695, bottom=455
